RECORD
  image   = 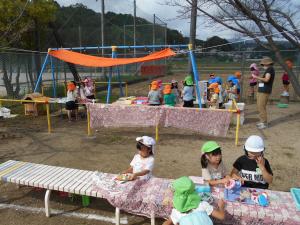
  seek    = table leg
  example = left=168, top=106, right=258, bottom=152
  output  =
left=60, top=104, right=63, bottom=119
left=45, top=189, right=52, bottom=217
left=115, top=207, right=120, bottom=225
left=151, top=211, right=155, bottom=225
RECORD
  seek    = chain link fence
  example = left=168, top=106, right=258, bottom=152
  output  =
left=1, top=49, right=299, bottom=101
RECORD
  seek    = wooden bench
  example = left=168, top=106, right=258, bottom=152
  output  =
left=0, top=160, right=123, bottom=225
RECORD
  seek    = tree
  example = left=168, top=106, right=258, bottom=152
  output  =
left=0, top=0, right=58, bottom=96
left=165, top=0, right=300, bottom=96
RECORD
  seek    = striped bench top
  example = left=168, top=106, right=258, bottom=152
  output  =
left=0, top=160, right=99, bottom=197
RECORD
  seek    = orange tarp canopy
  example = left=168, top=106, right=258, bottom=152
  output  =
left=49, top=48, right=176, bottom=68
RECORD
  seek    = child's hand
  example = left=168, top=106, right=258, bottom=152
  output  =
left=232, top=174, right=244, bottom=184
left=217, top=199, right=225, bottom=210
left=222, top=176, right=231, bottom=185
left=256, top=156, right=265, bottom=169
left=130, top=173, right=137, bottom=181
left=236, top=176, right=244, bottom=185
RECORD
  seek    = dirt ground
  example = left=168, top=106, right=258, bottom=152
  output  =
left=0, top=75, right=300, bottom=225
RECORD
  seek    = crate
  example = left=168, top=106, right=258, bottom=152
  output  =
left=23, top=93, right=48, bottom=116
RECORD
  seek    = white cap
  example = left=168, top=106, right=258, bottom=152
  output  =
left=244, top=135, right=265, bottom=152
left=136, top=136, right=156, bottom=154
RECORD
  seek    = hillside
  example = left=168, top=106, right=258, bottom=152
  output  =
left=44, top=3, right=185, bottom=49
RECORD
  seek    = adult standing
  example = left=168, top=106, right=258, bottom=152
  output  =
left=252, top=57, right=275, bottom=129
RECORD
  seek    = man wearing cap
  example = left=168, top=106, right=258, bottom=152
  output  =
left=252, top=57, right=275, bottom=129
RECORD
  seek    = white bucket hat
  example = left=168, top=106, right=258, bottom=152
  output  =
left=136, top=136, right=156, bottom=154
left=244, top=135, right=265, bottom=152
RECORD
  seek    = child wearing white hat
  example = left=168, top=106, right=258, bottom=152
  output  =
left=231, top=135, right=273, bottom=189
left=122, top=136, right=156, bottom=181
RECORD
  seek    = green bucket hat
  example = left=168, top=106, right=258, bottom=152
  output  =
left=201, top=141, right=220, bottom=153
left=172, top=176, right=201, bottom=213
left=184, top=76, right=194, bottom=85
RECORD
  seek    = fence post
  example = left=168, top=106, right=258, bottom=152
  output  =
left=46, top=102, right=52, bottom=133
left=240, top=52, right=246, bottom=101
left=87, top=107, right=91, bottom=136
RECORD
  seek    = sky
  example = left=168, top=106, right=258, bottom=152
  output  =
left=56, top=0, right=231, bottom=40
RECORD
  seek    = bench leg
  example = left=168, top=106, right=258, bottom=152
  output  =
left=151, top=211, right=155, bottom=225
left=115, top=207, right=120, bottom=225
left=44, top=189, right=52, bottom=217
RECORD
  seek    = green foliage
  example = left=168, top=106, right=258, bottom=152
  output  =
left=0, top=0, right=58, bottom=48
left=43, top=83, right=66, bottom=98
left=27, top=0, right=57, bottom=24
left=1, top=2, right=236, bottom=52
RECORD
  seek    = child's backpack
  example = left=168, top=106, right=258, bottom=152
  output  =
left=179, top=211, right=213, bottom=225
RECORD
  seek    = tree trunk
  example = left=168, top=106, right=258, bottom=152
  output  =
left=34, top=18, right=41, bottom=82
left=2, top=59, right=14, bottom=97
left=14, top=63, right=21, bottom=98
left=27, top=55, right=35, bottom=91
left=49, top=22, right=80, bottom=81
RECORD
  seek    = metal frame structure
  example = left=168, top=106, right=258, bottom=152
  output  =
left=33, top=44, right=202, bottom=108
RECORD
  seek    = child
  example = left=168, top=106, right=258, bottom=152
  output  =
left=82, top=77, right=95, bottom=100
left=281, top=59, right=292, bottom=96
left=281, top=72, right=289, bottom=96
left=148, top=80, right=162, bottom=106
left=77, top=83, right=88, bottom=102
left=157, top=79, right=163, bottom=93
left=208, top=73, right=217, bottom=84
left=65, top=81, right=79, bottom=122
left=201, top=141, right=230, bottom=186
left=162, top=176, right=225, bottom=225
left=122, top=136, right=156, bottom=181
left=231, top=135, right=273, bottom=189
left=226, top=75, right=238, bottom=102
left=182, top=75, right=194, bottom=108
left=163, top=84, right=176, bottom=107
left=207, top=83, right=220, bottom=109
left=249, top=63, right=259, bottom=97
left=234, top=72, right=241, bottom=101
left=171, top=80, right=181, bottom=104
left=215, top=77, right=224, bottom=108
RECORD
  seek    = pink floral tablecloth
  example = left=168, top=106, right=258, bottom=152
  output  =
left=88, top=104, right=232, bottom=137
left=91, top=173, right=300, bottom=224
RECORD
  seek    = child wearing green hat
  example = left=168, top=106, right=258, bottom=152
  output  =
left=182, top=75, right=194, bottom=108
left=200, top=141, right=231, bottom=186
left=162, top=176, right=225, bottom=225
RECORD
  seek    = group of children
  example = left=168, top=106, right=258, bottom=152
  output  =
left=153, top=57, right=294, bottom=110
left=148, top=79, right=181, bottom=107
left=147, top=72, right=242, bottom=109
left=65, top=77, right=94, bottom=122
left=121, top=134, right=273, bottom=225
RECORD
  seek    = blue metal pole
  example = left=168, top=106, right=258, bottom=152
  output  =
left=111, top=50, right=124, bottom=97
left=50, top=56, right=57, bottom=97
left=34, top=53, right=50, bottom=93
left=116, top=67, right=124, bottom=97
left=106, top=67, right=112, bottom=104
left=106, top=47, right=116, bottom=104
left=188, top=44, right=202, bottom=108
left=51, top=44, right=189, bottom=51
